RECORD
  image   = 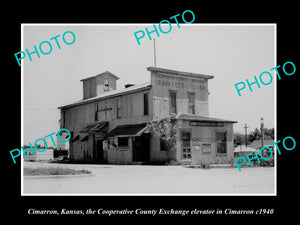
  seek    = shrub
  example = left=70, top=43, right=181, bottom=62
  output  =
left=23, top=167, right=91, bottom=176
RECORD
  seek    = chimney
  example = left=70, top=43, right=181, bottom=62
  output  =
left=124, top=84, right=135, bottom=88
left=80, top=71, right=120, bottom=100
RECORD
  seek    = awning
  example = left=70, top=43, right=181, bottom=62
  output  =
left=80, top=121, right=108, bottom=133
left=80, top=135, right=89, bottom=142
left=70, top=134, right=79, bottom=142
left=107, top=123, right=147, bottom=137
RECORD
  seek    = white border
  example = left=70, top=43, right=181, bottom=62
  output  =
left=21, top=23, right=277, bottom=196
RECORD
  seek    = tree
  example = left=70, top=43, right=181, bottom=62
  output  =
left=146, top=116, right=178, bottom=162
left=248, top=128, right=261, bottom=143
left=248, top=127, right=274, bottom=143
left=264, top=128, right=274, bottom=139
left=234, top=133, right=245, bottom=146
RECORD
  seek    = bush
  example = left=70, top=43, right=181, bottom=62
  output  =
left=200, top=162, right=210, bottom=169
left=24, top=167, right=91, bottom=176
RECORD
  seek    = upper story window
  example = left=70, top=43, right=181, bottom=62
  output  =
left=188, top=92, right=195, bottom=114
left=116, top=97, right=122, bottom=119
left=61, top=110, right=65, bottom=128
left=104, top=78, right=109, bottom=92
left=94, top=103, right=98, bottom=121
left=143, top=92, right=149, bottom=115
left=169, top=90, right=177, bottom=114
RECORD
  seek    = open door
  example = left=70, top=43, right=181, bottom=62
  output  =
left=94, top=139, right=104, bottom=163
left=132, top=134, right=150, bottom=162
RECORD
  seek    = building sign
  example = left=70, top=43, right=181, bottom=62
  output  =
left=154, top=73, right=207, bottom=91
left=192, top=138, right=201, bottom=150
left=202, top=143, right=212, bottom=153
left=189, top=121, right=224, bottom=127
left=118, top=147, right=128, bottom=151
left=153, top=72, right=208, bottom=101
left=103, top=140, right=108, bottom=150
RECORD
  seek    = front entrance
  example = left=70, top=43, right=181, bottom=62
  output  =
left=132, top=134, right=150, bottom=162
left=182, top=130, right=192, bottom=160
left=93, top=139, right=104, bottom=163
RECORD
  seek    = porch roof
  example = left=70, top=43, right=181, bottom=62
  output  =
left=107, top=123, right=147, bottom=137
left=79, top=121, right=108, bottom=133
left=175, top=113, right=237, bottom=123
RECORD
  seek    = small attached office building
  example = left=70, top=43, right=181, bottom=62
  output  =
left=58, top=67, right=236, bottom=165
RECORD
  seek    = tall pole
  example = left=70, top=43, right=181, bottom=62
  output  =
left=153, top=38, right=157, bottom=67
left=261, top=117, right=264, bottom=148
left=243, top=124, right=249, bottom=147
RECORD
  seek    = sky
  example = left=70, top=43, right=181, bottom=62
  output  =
left=23, top=24, right=275, bottom=146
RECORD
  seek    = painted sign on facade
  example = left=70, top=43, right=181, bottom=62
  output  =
left=189, top=121, right=224, bottom=127
left=154, top=72, right=207, bottom=91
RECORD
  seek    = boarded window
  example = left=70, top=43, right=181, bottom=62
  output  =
left=117, top=97, right=122, bottom=119
left=143, top=92, right=149, bottom=115
left=169, top=90, right=177, bottom=114
left=61, top=110, right=65, bottom=127
left=94, top=103, right=98, bottom=121
left=187, top=92, right=195, bottom=114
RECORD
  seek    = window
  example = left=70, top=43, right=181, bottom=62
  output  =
left=109, top=137, right=118, bottom=148
left=143, top=92, right=149, bottom=115
left=61, top=110, right=65, bottom=127
left=216, top=132, right=227, bottom=154
left=187, top=92, right=195, bottom=114
left=116, top=97, right=122, bottom=119
left=182, top=131, right=192, bottom=160
left=94, top=103, right=98, bottom=121
left=104, top=78, right=109, bottom=92
left=169, top=90, right=177, bottom=114
left=118, top=137, right=129, bottom=147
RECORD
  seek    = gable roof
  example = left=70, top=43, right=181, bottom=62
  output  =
left=80, top=71, right=120, bottom=82
left=58, top=82, right=151, bottom=109
left=107, top=123, right=147, bottom=137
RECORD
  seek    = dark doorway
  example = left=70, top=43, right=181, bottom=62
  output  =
left=94, top=139, right=104, bottom=163
left=132, top=134, right=150, bottom=162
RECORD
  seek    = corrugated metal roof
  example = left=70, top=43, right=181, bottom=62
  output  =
left=58, top=82, right=151, bottom=109
left=107, top=123, right=147, bottom=137
left=175, top=113, right=237, bottom=123
left=79, top=121, right=108, bottom=133
left=80, top=71, right=120, bottom=81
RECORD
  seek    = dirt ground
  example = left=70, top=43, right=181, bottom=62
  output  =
left=22, top=161, right=275, bottom=195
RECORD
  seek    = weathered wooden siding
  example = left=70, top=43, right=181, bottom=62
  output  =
left=150, top=71, right=209, bottom=120
left=179, top=121, right=234, bottom=164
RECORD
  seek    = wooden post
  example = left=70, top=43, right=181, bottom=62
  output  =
left=243, top=124, right=249, bottom=147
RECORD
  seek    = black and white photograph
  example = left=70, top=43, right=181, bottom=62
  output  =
left=4, top=5, right=298, bottom=221
left=21, top=24, right=275, bottom=195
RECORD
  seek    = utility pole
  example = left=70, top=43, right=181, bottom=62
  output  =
left=243, top=124, right=249, bottom=147
left=260, top=117, right=264, bottom=148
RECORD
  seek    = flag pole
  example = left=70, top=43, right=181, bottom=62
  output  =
left=153, top=38, right=157, bottom=67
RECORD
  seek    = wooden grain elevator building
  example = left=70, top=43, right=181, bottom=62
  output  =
left=58, top=67, right=236, bottom=165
